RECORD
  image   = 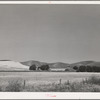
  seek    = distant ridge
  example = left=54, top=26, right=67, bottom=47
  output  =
left=21, top=60, right=100, bottom=70
left=70, top=61, right=95, bottom=67
left=21, top=60, right=46, bottom=67
left=21, top=60, right=69, bottom=69
left=48, top=62, right=69, bottom=68
left=0, top=59, right=99, bottom=71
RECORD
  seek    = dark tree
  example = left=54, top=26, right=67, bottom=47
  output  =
left=92, top=66, right=98, bottom=72
left=86, top=66, right=93, bottom=72
left=29, top=64, right=36, bottom=70
left=40, top=64, right=49, bottom=71
left=92, top=66, right=100, bottom=72
left=73, top=66, right=78, bottom=70
left=78, top=66, right=86, bottom=72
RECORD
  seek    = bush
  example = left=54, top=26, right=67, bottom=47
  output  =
left=6, top=80, right=23, bottom=92
left=65, top=69, right=69, bottom=71
left=83, top=76, right=100, bottom=85
left=29, top=64, right=36, bottom=70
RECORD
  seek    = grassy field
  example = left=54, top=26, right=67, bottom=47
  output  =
left=0, top=72, right=100, bottom=85
left=0, top=72, right=100, bottom=92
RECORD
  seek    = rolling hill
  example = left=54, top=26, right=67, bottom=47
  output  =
left=21, top=60, right=46, bottom=67
left=0, top=60, right=99, bottom=71
left=21, top=60, right=100, bottom=72
left=48, top=62, right=69, bottom=69
left=0, top=60, right=29, bottom=71
left=21, top=60, right=69, bottom=69
left=70, top=61, right=95, bottom=67
left=87, top=62, right=100, bottom=67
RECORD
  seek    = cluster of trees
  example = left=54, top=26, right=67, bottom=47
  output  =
left=73, top=65, right=100, bottom=72
left=29, top=64, right=50, bottom=71
left=29, top=64, right=100, bottom=72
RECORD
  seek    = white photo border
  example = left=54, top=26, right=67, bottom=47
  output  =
left=0, top=1, right=100, bottom=99
left=0, top=1, right=99, bottom=4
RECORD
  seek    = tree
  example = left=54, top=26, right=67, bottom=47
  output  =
left=78, top=66, right=86, bottom=72
left=29, top=64, right=36, bottom=70
left=86, top=66, right=93, bottom=72
left=92, top=66, right=100, bottom=72
left=92, top=66, right=98, bottom=72
left=39, top=64, right=49, bottom=71
left=73, top=66, right=78, bottom=70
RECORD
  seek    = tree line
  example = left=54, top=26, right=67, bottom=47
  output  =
left=29, top=64, right=100, bottom=72
left=73, top=65, right=100, bottom=72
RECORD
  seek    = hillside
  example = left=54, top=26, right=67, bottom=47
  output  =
left=70, top=61, right=95, bottom=67
left=87, top=62, right=100, bottom=67
left=21, top=60, right=46, bottom=67
left=0, top=60, right=99, bottom=72
left=49, top=62, right=69, bottom=69
left=22, top=60, right=100, bottom=68
left=21, top=60, right=69, bottom=69
left=0, top=60, right=29, bottom=71
left=21, top=60, right=100, bottom=72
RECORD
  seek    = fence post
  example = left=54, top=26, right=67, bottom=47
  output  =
left=59, top=79, right=62, bottom=85
left=59, top=79, right=62, bottom=91
left=23, top=80, right=26, bottom=89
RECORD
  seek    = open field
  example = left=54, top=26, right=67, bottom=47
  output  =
left=0, top=72, right=100, bottom=92
left=0, top=72, right=100, bottom=86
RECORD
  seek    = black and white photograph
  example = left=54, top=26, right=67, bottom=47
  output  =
left=0, top=4, right=100, bottom=94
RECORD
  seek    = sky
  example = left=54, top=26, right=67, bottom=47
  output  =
left=0, top=4, right=100, bottom=63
